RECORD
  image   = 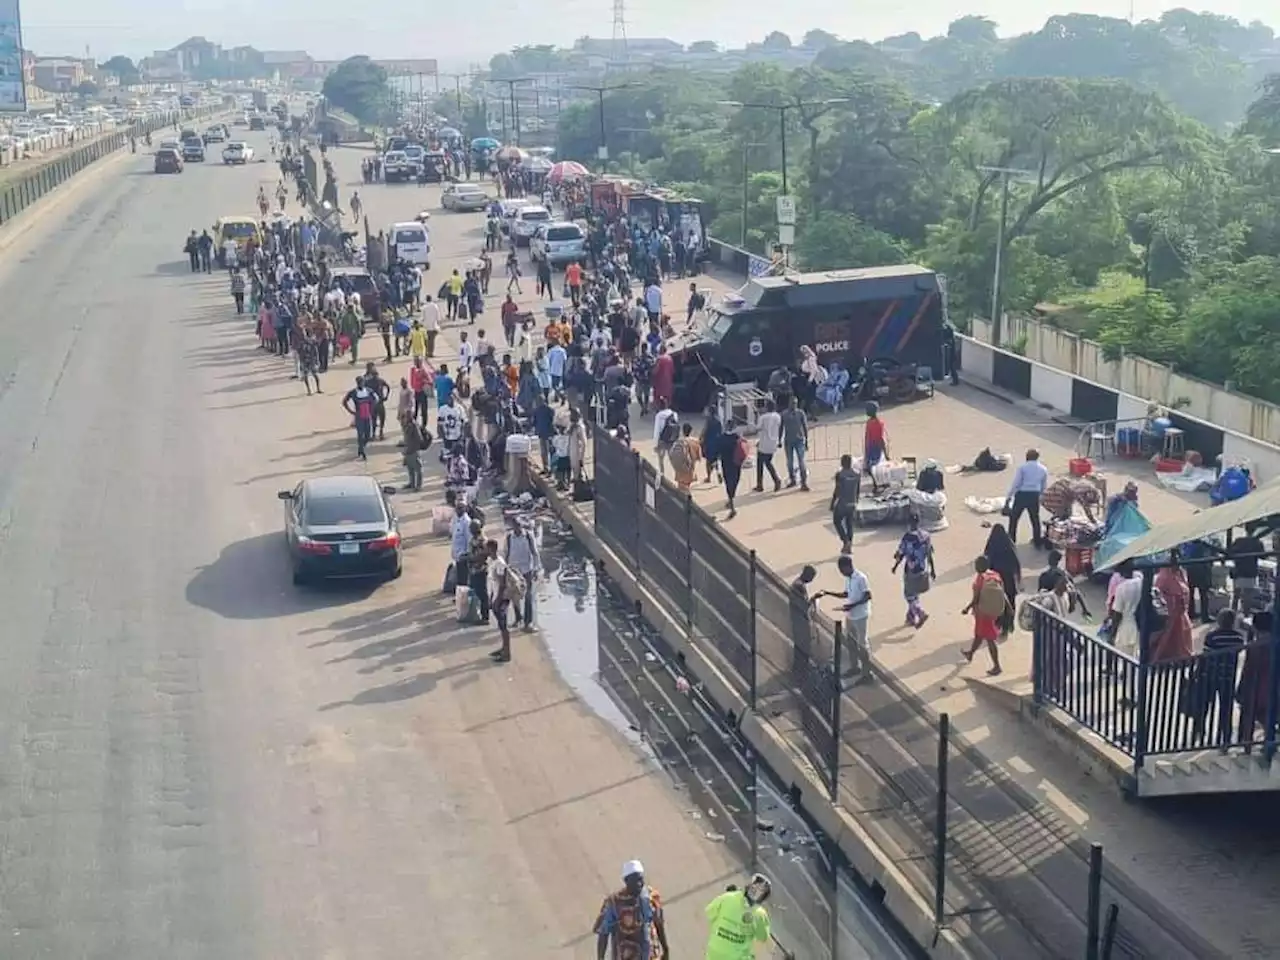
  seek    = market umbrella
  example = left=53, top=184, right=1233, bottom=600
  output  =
left=496, top=145, right=527, bottom=161
left=547, top=160, right=590, bottom=184
left=471, top=137, right=500, bottom=150
left=527, top=156, right=554, bottom=174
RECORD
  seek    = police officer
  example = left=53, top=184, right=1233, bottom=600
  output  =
left=704, top=873, right=772, bottom=959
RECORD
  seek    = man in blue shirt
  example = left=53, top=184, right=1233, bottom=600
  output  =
left=1005, top=448, right=1050, bottom=547
left=433, top=363, right=455, bottom=409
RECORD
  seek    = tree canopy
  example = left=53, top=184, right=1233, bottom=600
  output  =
left=543, top=14, right=1280, bottom=403
left=321, top=56, right=392, bottom=125
left=100, top=56, right=140, bottom=86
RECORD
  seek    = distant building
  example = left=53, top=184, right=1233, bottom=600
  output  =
left=171, top=36, right=222, bottom=74
left=32, top=57, right=88, bottom=92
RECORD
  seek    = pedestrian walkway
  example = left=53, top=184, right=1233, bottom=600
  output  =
left=595, top=284, right=1280, bottom=957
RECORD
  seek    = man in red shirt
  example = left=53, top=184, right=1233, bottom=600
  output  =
left=500, top=294, right=520, bottom=348
left=864, top=401, right=888, bottom=467
left=409, top=357, right=432, bottom=429
left=565, top=260, right=584, bottom=307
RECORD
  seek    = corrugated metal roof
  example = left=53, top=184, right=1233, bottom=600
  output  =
left=1097, top=478, right=1280, bottom=569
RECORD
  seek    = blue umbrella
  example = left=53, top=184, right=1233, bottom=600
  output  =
left=471, top=137, right=499, bottom=150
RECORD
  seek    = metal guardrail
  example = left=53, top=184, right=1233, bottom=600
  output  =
left=1031, top=604, right=1280, bottom=769
left=0, top=107, right=221, bottom=231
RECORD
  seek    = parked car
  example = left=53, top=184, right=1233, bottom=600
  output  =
left=154, top=148, right=184, bottom=174
left=222, top=141, right=254, bottom=164
left=441, top=182, right=488, bottom=212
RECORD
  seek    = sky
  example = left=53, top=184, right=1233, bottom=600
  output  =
left=19, top=1, right=1280, bottom=68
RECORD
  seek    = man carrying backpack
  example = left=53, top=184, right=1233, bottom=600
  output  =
left=653, top=399, right=679, bottom=478
left=342, top=376, right=377, bottom=461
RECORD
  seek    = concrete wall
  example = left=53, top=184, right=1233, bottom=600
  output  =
left=971, top=314, right=1280, bottom=448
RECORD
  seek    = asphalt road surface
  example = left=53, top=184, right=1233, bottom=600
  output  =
left=0, top=134, right=749, bottom=958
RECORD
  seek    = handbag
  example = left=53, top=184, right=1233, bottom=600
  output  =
left=904, top=570, right=931, bottom=596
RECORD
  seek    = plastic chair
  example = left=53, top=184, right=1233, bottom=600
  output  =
left=1088, top=426, right=1117, bottom=460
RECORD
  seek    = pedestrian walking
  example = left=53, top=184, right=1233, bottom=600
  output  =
left=342, top=376, right=376, bottom=461
left=593, top=861, right=669, bottom=960
left=1005, top=448, right=1049, bottom=547
left=781, top=395, right=809, bottom=491
left=230, top=268, right=246, bottom=314
left=830, top=453, right=861, bottom=554
left=504, top=517, right=541, bottom=631
left=753, top=398, right=782, bottom=492
left=487, top=539, right=514, bottom=663
left=962, top=556, right=1008, bottom=676
left=402, top=418, right=426, bottom=491
left=892, top=513, right=935, bottom=628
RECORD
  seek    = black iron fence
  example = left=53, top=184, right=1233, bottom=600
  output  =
left=0, top=108, right=220, bottom=230
left=589, top=426, right=1210, bottom=960
left=593, top=427, right=844, bottom=798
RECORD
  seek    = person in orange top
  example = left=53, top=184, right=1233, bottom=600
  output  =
left=962, top=556, right=1008, bottom=676
left=544, top=319, right=562, bottom=346
left=502, top=354, right=520, bottom=395
left=565, top=260, right=584, bottom=307
left=864, top=401, right=888, bottom=467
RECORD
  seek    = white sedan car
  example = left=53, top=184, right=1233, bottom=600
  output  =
left=222, top=141, right=254, bottom=165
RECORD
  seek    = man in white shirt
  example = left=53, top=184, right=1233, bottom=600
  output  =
left=437, top=398, right=465, bottom=452
left=504, top=516, right=541, bottom=630
left=815, top=554, right=873, bottom=681
left=421, top=295, right=442, bottom=357
left=652, top=400, right=679, bottom=477
left=457, top=330, right=475, bottom=374
left=644, top=282, right=663, bottom=323
left=1005, top=448, right=1050, bottom=547
left=753, top=398, right=783, bottom=493
left=547, top=342, right=568, bottom=398
left=449, top=500, right=472, bottom=590
left=222, top=239, right=239, bottom=271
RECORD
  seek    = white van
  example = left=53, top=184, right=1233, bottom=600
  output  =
left=389, top=221, right=431, bottom=268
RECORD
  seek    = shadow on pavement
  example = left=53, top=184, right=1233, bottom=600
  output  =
left=157, top=260, right=206, bottom=277
left=185, top=532, right=377, bottom=619
left=317, top=657, right=492, bottom=710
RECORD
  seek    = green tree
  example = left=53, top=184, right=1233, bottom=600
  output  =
left=100, top=55, right=139, bottom=86
left=76, top=80, right=99, bottom=97
left=322, top=56, right=392, bottom=125
left=761, top=31, right=793, bottom=52
left=1181, top=257, right=1280, bottom=399
left=1242, top=74, right=1280, bottom=143
left=793, top=213, right=909, bottom=270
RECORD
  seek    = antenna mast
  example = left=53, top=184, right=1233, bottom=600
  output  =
left=610, top=0, right=629, bottom=71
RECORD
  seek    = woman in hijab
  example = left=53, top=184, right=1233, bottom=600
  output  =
left=983, top=524, right=1022, bottom=635
left=1151, top=550, right=1194, bottom=662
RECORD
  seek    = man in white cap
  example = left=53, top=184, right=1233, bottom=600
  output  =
left=593, top=858, right=669, bottom=959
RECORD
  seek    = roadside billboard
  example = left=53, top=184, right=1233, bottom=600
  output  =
left=0, top=0, right=24, bottom=113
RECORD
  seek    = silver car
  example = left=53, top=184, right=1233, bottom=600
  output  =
left=442, top=182, right=489, bottom=212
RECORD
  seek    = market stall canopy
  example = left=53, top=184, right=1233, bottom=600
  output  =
left=471, top=137, right=500, bottom=150
left=1096, top=478, right=1280, bottom=570
left=528, top=156, right=554, bottom=173
left=547, top=160, right=590, bottom=184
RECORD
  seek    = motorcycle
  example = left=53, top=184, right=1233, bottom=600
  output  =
left=849, top=358, right=922, bottom=406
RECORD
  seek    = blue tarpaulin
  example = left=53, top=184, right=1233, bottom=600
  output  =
left=1094, top=501, right=1160, bottom=569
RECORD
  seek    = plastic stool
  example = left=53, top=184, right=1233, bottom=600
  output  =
left=1088, top=428, right=1116, bottom=460
left=1162, top=428, right=1185, bottom=460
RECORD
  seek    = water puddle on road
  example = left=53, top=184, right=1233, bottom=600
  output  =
left=529, top=522, right=922, bottom=960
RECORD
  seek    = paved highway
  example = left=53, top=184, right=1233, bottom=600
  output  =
left=0, top=134, right=748, bottom=957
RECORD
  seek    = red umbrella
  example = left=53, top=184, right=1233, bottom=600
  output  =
left=547, top=160, right=590, bottom=184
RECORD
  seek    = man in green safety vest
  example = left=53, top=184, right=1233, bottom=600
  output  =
left=704, top=874, right=773, bottom=960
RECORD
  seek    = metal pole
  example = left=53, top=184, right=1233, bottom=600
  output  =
left=990, top=171, right=1010, bottom=345
left=510, top=81, right=520, bottom=147
left=778, top=106, right=788, bottom=196
left=454, top=77, right=463, bottom=112
left=741, top=143, right=749, bottom=247
left=934, top=712, right=949, bottom=930
left=748, top=550, right=759, bottom=711
left=1086, top=843, right=1103, bottom=960
left=597, top=89, right=607, bottom=172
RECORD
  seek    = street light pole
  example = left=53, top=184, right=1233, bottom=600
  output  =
left=569, top=83, right=633, bottom=173
left=741, top=142, right=767, bottom=247
left=494, top=78, right=532, bottom=146
left=717, top=97, right=849, bottom=260
left=977, top=165, right=1036, bottom=347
